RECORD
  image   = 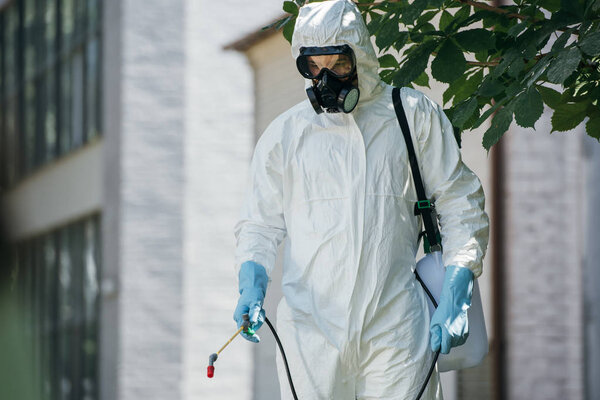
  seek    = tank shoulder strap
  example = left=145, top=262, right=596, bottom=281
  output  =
left=392, top=87, right=441, bottom=252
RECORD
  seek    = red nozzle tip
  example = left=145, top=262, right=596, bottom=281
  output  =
left=207, top=366, right=215, bottom=378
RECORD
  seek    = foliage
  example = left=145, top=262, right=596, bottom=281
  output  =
left=274, top=0, right=600, bottom=150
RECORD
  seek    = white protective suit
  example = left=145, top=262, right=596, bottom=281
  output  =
left=234, top=0, right=489, bottom=399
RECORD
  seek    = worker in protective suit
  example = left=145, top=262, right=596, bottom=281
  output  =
left=233, top=0, right=489, bottom=399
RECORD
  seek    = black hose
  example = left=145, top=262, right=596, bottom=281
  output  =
left=414, top=349, right=440, bottom=400
left=414, top=271, right=440, bottom=400
left=265, top=316, right=299, bottom=400
left=264, top=272, right=440, bottom=400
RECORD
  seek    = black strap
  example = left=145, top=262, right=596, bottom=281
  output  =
left=392, top=87, right=441, bottom=251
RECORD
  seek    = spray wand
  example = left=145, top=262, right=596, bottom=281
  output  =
left=206, top=314, right=299, bottom=400
left=207, top=314, right=252, bottom=378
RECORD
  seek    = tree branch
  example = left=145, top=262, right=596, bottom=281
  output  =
left=355, top=0, right=400, bottom=7
left=467, top=61, right=499, bottom=66
left=456, top=0, right=530, bottom=21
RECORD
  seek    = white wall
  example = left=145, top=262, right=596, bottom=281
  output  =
left=583, top=133, right=600, bottom=399
left=182, top=2, right=285, bottom=400
left=504, top=113, right=585, bottom=400
left=101, top=0, right=186, bottom=399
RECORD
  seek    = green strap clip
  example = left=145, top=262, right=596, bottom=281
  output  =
left=417, top=200, right=432, bottom=209
left=414, top=199, right=434, bottom=215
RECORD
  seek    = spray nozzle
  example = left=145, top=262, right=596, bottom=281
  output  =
left=207, top=353, right=218, bottom=378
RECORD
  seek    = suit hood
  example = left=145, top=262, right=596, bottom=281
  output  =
left=291, top=0, right=383, bottom=105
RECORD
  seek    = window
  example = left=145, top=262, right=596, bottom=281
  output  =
left=8, top=214, right=101, bottom=400
left=0, top=0, right=102, bottom=190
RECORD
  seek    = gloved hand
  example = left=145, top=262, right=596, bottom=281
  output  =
left=233, top=261, right=268, bottom=343
left=430, top=265, right=474, bottom=354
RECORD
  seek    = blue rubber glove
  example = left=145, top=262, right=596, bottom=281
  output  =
left=233, top=261, right=268, bottom=343
left=430, top=265, right=474, bottom=354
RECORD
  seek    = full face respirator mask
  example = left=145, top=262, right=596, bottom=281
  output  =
left=296, top=45, right=360, bottom=114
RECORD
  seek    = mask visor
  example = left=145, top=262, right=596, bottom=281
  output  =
left=296, top=45, right=356, bottom=80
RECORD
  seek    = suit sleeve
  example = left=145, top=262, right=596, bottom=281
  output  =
left=234, top=125, right=287, bottom=278
left=417, top=99, right=489, bottom=278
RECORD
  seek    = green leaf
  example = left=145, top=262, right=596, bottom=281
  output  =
left=472, top=97, right=510, bottom=129
left=587, top=116, right=600, bottom=140
left=561, top=0, right=585, bottom=17
left=443, top=77, right=463, bottom=105
left=551, top=101, right=589, bottom=131
left=452, top=97, right=479, bottom=128
left=401, top=0, right=428, bottom=25
left=579, top=32, right=600, bottom=56
left=428, top=0, right=445, bottom=7
left=530, top=22, right=555, bottom=48
left=392, top=41, right=438, bottom=87
left=440, top=10, right=454, bottom=32
left=513, top=87, right=544, bottom=128
left=410, top=30, right=425, bottom=43
left=551, top=29, right=573, bottom=53
left=443, top=70, right=481, bottom=106
left=478, top=77, right=504, bottom=97
left=462, top=104, right=482, bottom=130
left=454, top=69, right=484, bottom=104
left=367, top=14, right=384, bottom=35
left=480, top=10, right=504, bottom=29
left=283, top=1, right=298, bottom=15
left=538, top=0, right=561, bottom=12
left=550, top=10, right=580, bottom=30
left=505, top=82, right=522, bottom=99
left=483, top=107, right=513, bottom=150
left=431, top=40, right=467, bottom=83
left=562, top=69, right=579, bottom=89
left=454, top=5, right=472, bottom=26
left=492, top=48, right=520, bottom=79
left=524, top=56, right=552, bottom=87
left=417, top=10, right=438, bottom=26
left=376, top=16, right=401, bottom=50
left=507, top=22, right=527, bottom=37
left=420, top=22, right=437, bottom=35
left=475, top=49, right=488, bottom=62
left=537, top=86, right=562, bottom=109
left=507, top=58, right=525, bottom=78
left=454, top=29, right=496, bottom=52
left=282, top=17, right=295, bottom=44
left=414, top=71, right=430, bottom=88
left=546, top=47, right=582, bottom=84
left=393, top=31, right=410, bottom=51
left=378, top=54, right=399, bottom=68
left=380, top=69, right=394, bottom=83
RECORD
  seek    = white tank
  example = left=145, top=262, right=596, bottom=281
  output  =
left=415, top=251, right=488, bottom=372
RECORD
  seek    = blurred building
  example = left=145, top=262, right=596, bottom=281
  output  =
left=0, top=0, right=102, bottom=399
left=1, top=0, right=599, bottom=400
left=0, top=0, right=281, bottom=399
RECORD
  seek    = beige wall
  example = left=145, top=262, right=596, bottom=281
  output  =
left=1, top=140, right=103, bottom=241
left=245, top=33, right=306, bottom=138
